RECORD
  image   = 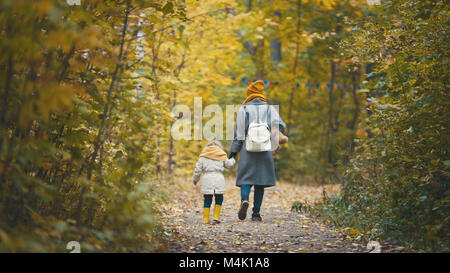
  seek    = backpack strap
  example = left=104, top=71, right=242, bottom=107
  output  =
left=267, top=104, right=271, bottom=130
left=256, top=105, right=260, bottom=123
left=243, top=105, right=249, bottom=137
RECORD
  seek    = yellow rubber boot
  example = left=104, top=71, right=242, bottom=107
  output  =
left=203, top=208, right=210, bottom=223
left=213, top=204, right=222, bottom=223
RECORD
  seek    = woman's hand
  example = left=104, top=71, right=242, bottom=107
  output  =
left=279, top=132, right=288, bottom=144
left=273, top=129, right=288, bottom=144
left=273, top=145, right=281, bottom=154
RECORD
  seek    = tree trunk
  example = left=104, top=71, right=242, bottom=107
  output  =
left=286, top=0, right=302, bottom=131
left=320, top=60, right=337, bottom=197
left=347, top=70, right=360, bottom=160
left=76, top=0, right=131, bottom=227
left=0, top=55, right=13, bottom=193
left=168, top=89, right=176, bottom=176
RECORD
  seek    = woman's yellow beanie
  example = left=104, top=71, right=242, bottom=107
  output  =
left=244, top=80, right=266, bottom=104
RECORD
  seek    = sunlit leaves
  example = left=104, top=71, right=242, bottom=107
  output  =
left=0, top=0, right=180, bottom=252
left=324, top=0, right=449, bottom=252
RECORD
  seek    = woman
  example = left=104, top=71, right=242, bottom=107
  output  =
left=229, top=80, right=287, bottom=221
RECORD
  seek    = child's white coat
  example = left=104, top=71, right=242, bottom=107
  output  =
left=193, top=157, right=235, bottom=194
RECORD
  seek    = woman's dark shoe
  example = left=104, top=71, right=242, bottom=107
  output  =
left=251, top=214, right=262, bottom=222
left=238, top=200, right=249, bottom=220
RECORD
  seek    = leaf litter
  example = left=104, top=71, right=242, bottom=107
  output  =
left=162, top=178, right=368, bottom=253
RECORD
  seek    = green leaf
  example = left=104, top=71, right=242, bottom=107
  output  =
left=162, top=2, right=174, bottom=15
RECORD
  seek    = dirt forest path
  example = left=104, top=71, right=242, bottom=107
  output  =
left=162, top=178, right=368, bottom=253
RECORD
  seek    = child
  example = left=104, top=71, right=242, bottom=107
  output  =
left=193, top=140, right=235, bottom=224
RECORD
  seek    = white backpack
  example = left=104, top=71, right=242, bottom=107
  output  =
left=245, top=105, right=272, bottom=152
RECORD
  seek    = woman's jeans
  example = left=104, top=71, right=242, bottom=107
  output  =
left=240, top=185, right=264, bottom=216
left=204, top=194, right=223, bottom=208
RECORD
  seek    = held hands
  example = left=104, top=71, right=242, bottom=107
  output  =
left=228, top=152, right=237, bottom=159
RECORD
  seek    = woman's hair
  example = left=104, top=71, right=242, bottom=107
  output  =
left=206, top=140, right=223, bottom=149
